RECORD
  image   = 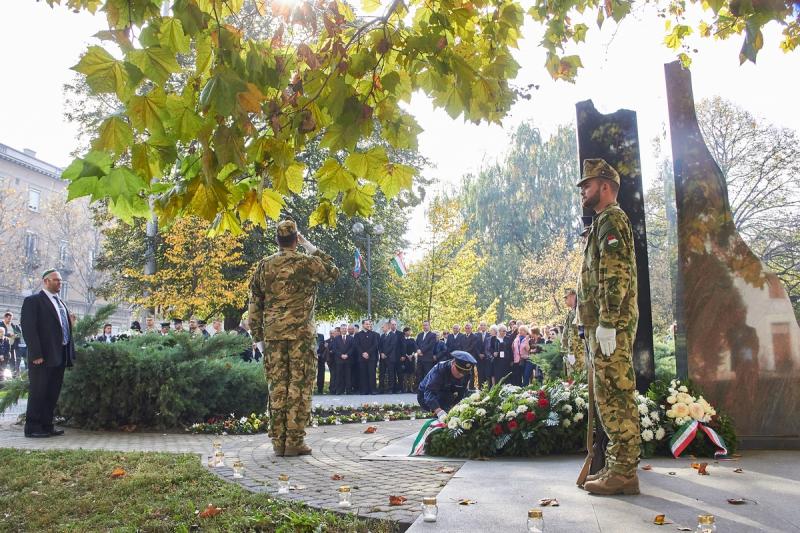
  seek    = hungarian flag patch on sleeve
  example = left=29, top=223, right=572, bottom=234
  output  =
left=606, top=233, right=619, bottom=248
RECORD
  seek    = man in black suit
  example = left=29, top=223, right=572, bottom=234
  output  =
left=315, top=332, right=326, bottom=394
left=332, top=324, right=356, bottom=394
left=445, top=324, right=466, bottom=360
left=383, top=319, right=404, bottom=393
left=20, top=269, right=75, bottom=438
left=475, top=321, right=491, bottom=387
left=378, top=322, right=390, bottom=393
left=415, top=321, right=438, bottom=388
left=354, top=319, right=380, bottom=394
left=463, top=322, right=482, bottom=389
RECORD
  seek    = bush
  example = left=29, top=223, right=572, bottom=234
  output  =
left=654, top=340, right=677, bottom=382
left=58, top=332, right=265, bottom=430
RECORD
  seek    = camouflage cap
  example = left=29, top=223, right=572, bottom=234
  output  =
left=576, top=158, right=620, bottom=187
left=276, top=219, right=297, bottom=237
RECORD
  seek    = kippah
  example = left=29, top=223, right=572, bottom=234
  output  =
left=41, top=268, right=57, bottom=279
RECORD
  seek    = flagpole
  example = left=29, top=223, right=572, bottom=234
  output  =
left=366, top=234, right=372, bottom=319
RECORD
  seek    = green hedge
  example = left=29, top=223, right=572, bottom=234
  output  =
left=57, top=332, right=265, bottom=430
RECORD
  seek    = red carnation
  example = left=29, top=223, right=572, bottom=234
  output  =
left=493, top=424, right=504, bottom=436
left=538, top=390, right=547, bottom=399
left=525, top=411, right=536, bottom=423
left=538, top=397, right=550, bottom=408
left=507, top=419, right=519, bottom=431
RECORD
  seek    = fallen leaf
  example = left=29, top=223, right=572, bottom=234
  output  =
left=727, top=498, right=746, bottom=505
left=29, top=491, right=42, bottom=496
left=654, top=514, right=665, bottom=525
left=111, top=468, right=126, bottom=479
left=331, top=473, right=344, bottom=481
left=198, top=504, right=223, bottom=518
left=677, top=527, right=692, bottom=531
left=734, top=468, right=743, bottom=473
left=121, top=424, right=137, bottom=432
left=289, top=485, right=306, bottom=491
left=668, top=472, right=676, bottom=476
left=538, top=498, right=559, bottom=507
left=389, top=495, right=407, bottom=506
left=697, top=463, right=709, bottom=475
left=641, top=464, right=653, bottom=471
left=364, top=426, right=378, bottom=434
left=691, top=463, right=700, bottom=469
left=437, top=466, right=456, bottom=474
left=458, top=498, right=477, bottom=505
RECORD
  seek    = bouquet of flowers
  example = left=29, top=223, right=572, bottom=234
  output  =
left=649, top=379, right=737, bottom=457
left=636, top=393, right=667, bottom=457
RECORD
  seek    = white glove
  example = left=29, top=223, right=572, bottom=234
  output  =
left=297, top=233, right=317, bottom=254
left=596, top=326, right=617, bottom=357
left=436, top=410, right=447, bottom=422
left=256, top=341, right=265, bottom=353
left=567, top=354, right=576, bottom=365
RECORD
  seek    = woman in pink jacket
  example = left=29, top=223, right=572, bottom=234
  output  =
left=511, top=325, right=531, bottom=386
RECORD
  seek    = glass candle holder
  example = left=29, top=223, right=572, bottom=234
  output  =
left=232, top=460, right=244, bottom=478
left=214, top=450, right=225, bottom=467
left=361, top=416, right=368, bottom=424
left=312, top=418, right=319, bottom=428
left=206, top=455, right=214, bottom=468
left=410, top=412, right=416, bottom=421
left=695, top=514, right=716, bottom=533
left=211, top=440, right=222, bottom=457
left=384, top=414, right=391, bottom=422
left=422, top=497, right=438, bottom=522
left=335, top=417, right=342, bottom=425
left=338, top=485, right=352, bottom=507
left=278, top=474, right=290, bottom=494
left=527, top=509, right=544, bottom=533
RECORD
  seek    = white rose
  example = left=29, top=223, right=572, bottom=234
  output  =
left=640, top=416, right=652, bottom=428
left=573, top=412, right=584, bottom=422
left=461, top=420, right=473, bottom=430
left=469, top=392, right=481, bottom=402
left=562, top=404, right=573, bottom=414
left=575, top=397, right=586, bottom=407
left=666, top=409, right=675, bottom=418
left=667, top=396, right=677, bottom=405
left=562, top=419, right=571, bottom=427
left=672, top=403, right=690, bottom=418
left=650, top=411, right=660, bottom=421
left=689, top=402, right=705, bottom=421
left=637, top=403, right=649, bottom=415
left=476, top=408, right=487, bottom=417
left=240, top=417, right=247, bottom=423
left=642, top=429, right=654, bottom=442
left=517, top=405, right=528, bottom=414
left=678, top=385, right=688, bottom=393
left=655, top=427, right=666, bottom=440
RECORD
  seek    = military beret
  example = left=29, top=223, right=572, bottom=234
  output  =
left=276, top=219, right=297, bottom=237
left=576, top=158, right=620, bottom=187
left=451, top=350, right=477, bottom=373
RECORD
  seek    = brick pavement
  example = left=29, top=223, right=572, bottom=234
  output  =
left=0, top=399, right=461, bottom=527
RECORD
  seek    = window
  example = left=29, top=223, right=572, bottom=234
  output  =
left=28, top=187, right=41, bottom=212
left=59, top=240, right=69, bottom=267
left=24, top=232, right=38, bottom=258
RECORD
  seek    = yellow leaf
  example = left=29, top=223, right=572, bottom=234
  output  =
left=261, top=188, right=284, bottom=220
left=237, top=190, right=266, bottom=226
left=237, top=82, right=265, bottom=113
left=309, top=201, right=337, bottom=228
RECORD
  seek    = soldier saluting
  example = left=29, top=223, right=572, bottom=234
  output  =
left=576, top=159, right=641, bottom=496
left=249, top=220, right=339, bottom=457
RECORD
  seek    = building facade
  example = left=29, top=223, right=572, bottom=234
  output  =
left=0, top=142, right=131, bottom=331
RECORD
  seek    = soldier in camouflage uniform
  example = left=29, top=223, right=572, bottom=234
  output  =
left=249, top=220, right=339, bottom=457
left=576, top=159, right=641, bottom=495
left=561, top=289, right=585, bottom=377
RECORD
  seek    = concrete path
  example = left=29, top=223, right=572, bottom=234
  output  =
left=406, top=451, right=800, bottom=533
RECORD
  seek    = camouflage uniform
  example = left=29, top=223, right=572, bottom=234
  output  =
left=576, top=159, right=640, bottom=479
left=561, top=307, right=585, bottom=376
left=249, top=220, right=339, bottom=452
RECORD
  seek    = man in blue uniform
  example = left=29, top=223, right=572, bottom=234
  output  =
left=417, top=350, right=477, bottom=422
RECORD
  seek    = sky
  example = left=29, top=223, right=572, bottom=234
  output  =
left=1, top=0, right=798, bottom=260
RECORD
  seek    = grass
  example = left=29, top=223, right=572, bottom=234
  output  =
left=0, top=449, right=398, bottom=533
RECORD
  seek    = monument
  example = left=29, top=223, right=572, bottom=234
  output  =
left=665, top=60, right=800, bottom=447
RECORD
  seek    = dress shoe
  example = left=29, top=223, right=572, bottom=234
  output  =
left=24, top=432, right=51, bottom=438
left=283, top=443, right=312, bottom=457
left=584, top=472, right=640, bottom=495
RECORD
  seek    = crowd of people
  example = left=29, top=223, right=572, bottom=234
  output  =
left=0, top=312, right=26, bottom=379
left=314, top=318, right=571, bottom=396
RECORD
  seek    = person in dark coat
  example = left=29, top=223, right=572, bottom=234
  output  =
left=491, top=324, right=513, bottom=385
left=414, top=321, right=438, bottom=389
left=332, top=325, right=356, bottom=394
left=476, top=322, right=492, bottom=388
left=401, top=327, right=417, bottom=392
left=382, top=319, right=404, bottom=393
left=316, top=332, right=326, bottom=394
left=354, top=320, right=380, bottom=394
left=418, top=351, right=477, bottom=419
left=20, top=269, right=76, bottom=438
left=377, top=322, right=390, bottom=393
left=463, top=322, right=482, bottom=389
left=444, top=324, right=466, bottom=361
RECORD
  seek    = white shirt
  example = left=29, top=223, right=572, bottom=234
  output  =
left=44, top=289, right=66, bottom=331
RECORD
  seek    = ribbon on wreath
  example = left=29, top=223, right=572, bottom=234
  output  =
left=409, top=418, right=446, bottom=456
left=669, top=419, right=728, bottom=458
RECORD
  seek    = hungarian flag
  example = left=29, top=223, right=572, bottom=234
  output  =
left=391, top=251, right=408, bottom=277
left=353, top=249, right=364, bottom=278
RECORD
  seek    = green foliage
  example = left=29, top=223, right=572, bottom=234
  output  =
left=58, top=332, right=262, bottom=429
left=0, top=449, right=394, bottom=532
left=0, top=376, right=29, bottom=415
left=51, top=0, right=798, bottom=228
left=530, top=342, right=563, bottom=380
left=654, top=340, right=677, bottom=382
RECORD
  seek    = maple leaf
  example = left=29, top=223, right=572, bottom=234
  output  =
left=111, top=467, right=126, bottom=479
left=199, top=504, right=223, bottom=518
left=389, top=495, right=407, bottom=506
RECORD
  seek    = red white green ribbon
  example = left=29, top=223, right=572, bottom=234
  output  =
left=670, top=420, right=728, bottom=458
left=409, top=418, right=445, bottom=456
